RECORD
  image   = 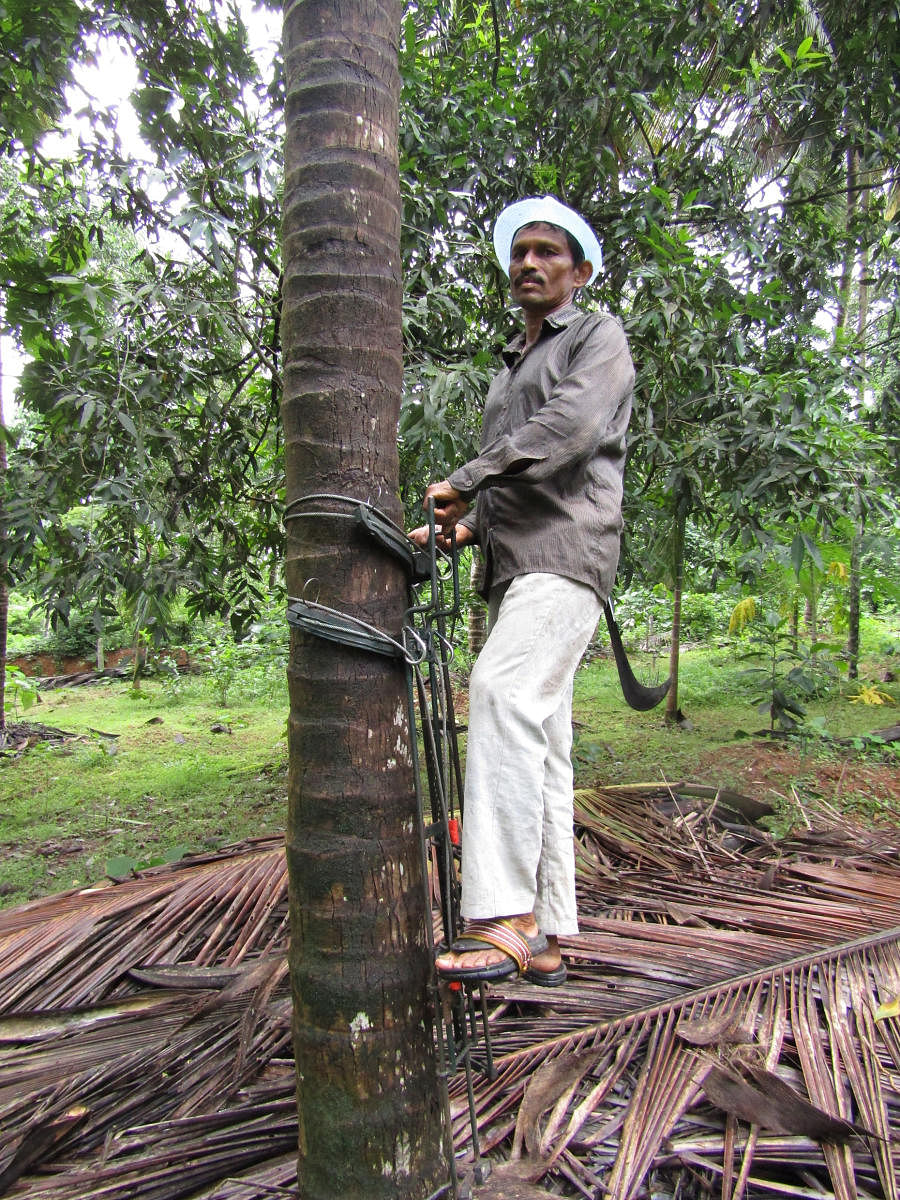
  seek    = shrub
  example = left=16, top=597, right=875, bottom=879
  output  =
left=5, top=595, right=46, bottom=654
left=610, top=585, right=671, bottom=650
left=678, top=592, right=736, bottom=642
left=194, top=606, right=288, bottom=706
left=611, top=586, right=737, bottom=648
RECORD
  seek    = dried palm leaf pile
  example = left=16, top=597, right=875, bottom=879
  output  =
left=1, top=786, right=899, bottom=1199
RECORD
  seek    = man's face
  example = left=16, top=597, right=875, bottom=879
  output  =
left=508, top=222, right=591, bottom=314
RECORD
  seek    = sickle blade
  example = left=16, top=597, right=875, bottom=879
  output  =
left=603, top=600, right=671, bottom=711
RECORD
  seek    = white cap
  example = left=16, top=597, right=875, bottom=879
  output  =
left=493, top=195, right=603, bottom=285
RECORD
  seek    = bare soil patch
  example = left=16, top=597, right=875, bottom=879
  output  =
left=697, top=737, right=900, bottom=816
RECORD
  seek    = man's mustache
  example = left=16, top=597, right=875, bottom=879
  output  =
left=514, top=270, right=543, bottom=285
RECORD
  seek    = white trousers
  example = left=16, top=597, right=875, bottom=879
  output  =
left=461, top=573, right=602, bottom=935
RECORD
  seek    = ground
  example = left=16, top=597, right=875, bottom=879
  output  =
left=698, top=737, right=900, bottom=823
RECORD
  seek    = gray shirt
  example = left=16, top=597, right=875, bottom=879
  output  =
left=448, top=302, right=633, bottom=600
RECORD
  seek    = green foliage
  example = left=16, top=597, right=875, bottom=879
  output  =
left=39, top=606, right=107, bottom=660
left=399, top=361, right=488, bottom=518
left=731, top=527, right=890, bottom=650
left=4, top=593, right=46, bottom=652
left=0, top=0, right=85, bottom=154
left=3, top=665, right=39, bottom=716
left=738, top=607, right=844, bottom=731
left=106, top=842, right=193, bottom=880
left=2, top=3, right=284, bottom=647
left=609, top=585, right=672, bottom=651
left=678, top=592, right=738, bottom=643
left=1, top=0, right=898, bottom=698
left=194, top=607, right=286, bottom=707
left=612, top=586, right=737, bottom=647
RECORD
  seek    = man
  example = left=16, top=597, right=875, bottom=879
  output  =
left=411, top=196, right=634, bottom=985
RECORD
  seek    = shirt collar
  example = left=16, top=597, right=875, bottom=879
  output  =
left=501, top=301, right=582, bottom=364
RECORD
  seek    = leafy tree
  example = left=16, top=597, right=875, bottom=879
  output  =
left=0, top=0, right=85, bottom=155
left=5, top=0, right=897, bottom=666
left=2, top=4, right=286, bottom=645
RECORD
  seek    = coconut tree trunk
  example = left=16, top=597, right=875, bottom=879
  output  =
left=281, top=3, right=443, bottom=1197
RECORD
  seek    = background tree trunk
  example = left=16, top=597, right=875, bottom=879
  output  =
left=838, top=147, right=867, bottom=681
left=281, top=2, right=444, bottom=1197
left=847, top=166, right=870, bottom=681
left=664, top=506, right=686, bottom=724
left=0, top=327, right=8, bottom=739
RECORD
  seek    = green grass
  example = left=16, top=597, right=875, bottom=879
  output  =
left=2, top=619, right=898, bottom=909
left=1, top=676, right=288, bottom=905
left=572, top=639, right=900, bottom=791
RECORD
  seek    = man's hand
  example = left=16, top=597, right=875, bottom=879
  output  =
left=423, top=480, right=470, bottom=532
left=408, top=522, right=474, bottom=551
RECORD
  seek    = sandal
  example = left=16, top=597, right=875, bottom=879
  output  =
left=522, top=961, right=567, bottom=987
left=436, top=918, right=549, bottom=983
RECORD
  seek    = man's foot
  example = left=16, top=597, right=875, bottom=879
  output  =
left=435, top=917, right=563, bottom=982
left=529, top=934, right=563, bottom=976
left=520, top=932, right=567, bottom=985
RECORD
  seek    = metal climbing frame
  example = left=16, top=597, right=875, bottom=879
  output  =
left=285, top=495, right=495, bottom=1200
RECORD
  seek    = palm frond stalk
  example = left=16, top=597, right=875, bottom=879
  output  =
left=2, top=787, right=899, bottom=1198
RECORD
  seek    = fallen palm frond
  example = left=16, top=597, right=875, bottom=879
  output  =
left=2, top=787, right=900, bottom=1198
left=0, top=839, right=289, bottom=1014
left=460, top=787, right=900, bottom=1197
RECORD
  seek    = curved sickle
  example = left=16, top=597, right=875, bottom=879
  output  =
left=603, top=600, right=671, bottom=711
